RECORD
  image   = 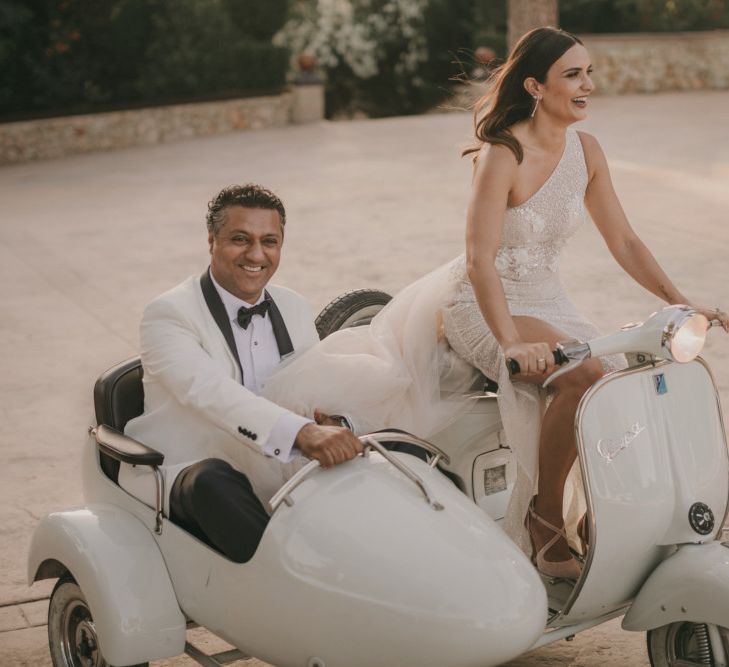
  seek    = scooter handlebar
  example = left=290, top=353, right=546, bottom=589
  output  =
left=508, top=348, right=569, bottom=376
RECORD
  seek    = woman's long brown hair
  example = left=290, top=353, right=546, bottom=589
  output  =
left=464, top=27, right=583, bottom=164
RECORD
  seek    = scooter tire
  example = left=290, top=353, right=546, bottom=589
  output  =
left=315, top=289, right=392, bottom=339
left=48, top=575, right=149, bottom=667
left=647, top=621, right=728, bottom=666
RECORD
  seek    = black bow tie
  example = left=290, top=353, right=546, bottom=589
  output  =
left=237, top=300, right=270, bottom=330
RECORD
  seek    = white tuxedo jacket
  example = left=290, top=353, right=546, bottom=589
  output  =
left=119, top=272, right=319, bottom=513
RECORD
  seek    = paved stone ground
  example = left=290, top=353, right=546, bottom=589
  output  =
left=0, top=91, right=727, bottom=665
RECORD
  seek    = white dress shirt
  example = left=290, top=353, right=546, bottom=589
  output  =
left=211, top=273, right=311, bottom=462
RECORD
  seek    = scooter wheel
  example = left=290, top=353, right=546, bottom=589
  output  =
left=315, top=289, right=392, bottom=339
left=48, top=575, right=149, bottom=667
left=647, top=621, right=727, bottom=666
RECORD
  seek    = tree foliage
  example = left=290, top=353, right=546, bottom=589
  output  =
left=0, top=0, right=290, bottom=120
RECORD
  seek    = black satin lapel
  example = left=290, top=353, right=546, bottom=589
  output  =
left=199, top=268, right=244, bottom=381
left=265, top=290, right=294, bottom=358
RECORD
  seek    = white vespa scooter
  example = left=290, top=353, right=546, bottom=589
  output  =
left=28, top=296, right=729, bottom=667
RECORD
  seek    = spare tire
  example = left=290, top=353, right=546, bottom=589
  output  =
left=315, top=289, right=392, bottom=340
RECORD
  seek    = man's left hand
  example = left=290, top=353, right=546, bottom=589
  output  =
left=295, top=423, right=363, bottom=468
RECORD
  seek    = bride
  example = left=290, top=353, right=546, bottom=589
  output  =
left=263, top=27, right=728, bottom=579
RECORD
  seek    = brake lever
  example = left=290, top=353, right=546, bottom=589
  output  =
left=542, top=358, right=585, bottom=389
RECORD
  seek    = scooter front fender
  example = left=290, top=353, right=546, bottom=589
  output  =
left=623, top=542, right=729, bottom=631
left=28, top=503, right=186, bottom=665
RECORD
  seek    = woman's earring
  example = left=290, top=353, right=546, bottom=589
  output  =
left=530, top=95, right=541, bottom=118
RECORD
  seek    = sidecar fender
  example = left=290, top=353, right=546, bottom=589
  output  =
left=28, top=504, right=186, bottom=665
left=623, top=542, right=729, bottom=631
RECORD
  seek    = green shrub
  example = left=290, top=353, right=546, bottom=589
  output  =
left=28, top=0, right=152, bottom=109
left=0, top=1, right=38, bottom=113
left=137, top=0, right=288, bottom=101
left=0, top=0, right=289, bottom=120
left=223, top=0, right=289, bottom=40
left=472, top=0, right=507, bottom=58
left=423, top=0, right=474, bottom=88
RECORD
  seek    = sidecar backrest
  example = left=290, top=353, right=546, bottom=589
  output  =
left=93, top=357, right=144, bottom=483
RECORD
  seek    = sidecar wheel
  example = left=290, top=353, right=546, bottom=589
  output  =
left=647, top=622, right=728, bottom=666
left=48, top=576, right=148, bottom=667
left=316, top=289, right=392, bottom=339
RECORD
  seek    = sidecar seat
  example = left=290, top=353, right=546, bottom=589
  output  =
left=93, top=359, right=233, bottom=556
left=93, top=357, right=145, bottom=483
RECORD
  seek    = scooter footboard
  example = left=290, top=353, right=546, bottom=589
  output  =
left=623, top=542, right=729, bottom=631
left=28, top=503, right=186, bottom=665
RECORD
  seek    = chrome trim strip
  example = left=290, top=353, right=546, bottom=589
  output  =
left=362, top=436, right=445, bottom=511
left=90, top=426, right=166, bottom=534
left=268, top=432, right=447, bottom=514
left=694, top=356, right=729, bottom=539
left=268, top=459, right=321, bottom=514
left=560, top=359, right=670, bottom=618
left=152, top=466, right=165, bottom=535
left=368, top=430, right=451, bottom=466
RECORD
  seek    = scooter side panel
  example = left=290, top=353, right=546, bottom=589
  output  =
left=623, top=542, right=729, bottom=630
left=159, top=453, right=548, bottom=667
left=561, top=360, right=728, bottom=623
left=28, top=505, right=186, bottom=665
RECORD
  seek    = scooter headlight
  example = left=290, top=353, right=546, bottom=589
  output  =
left=663, top=310, right=708, bottom=362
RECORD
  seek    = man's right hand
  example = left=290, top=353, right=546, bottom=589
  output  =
left=295, top=423, right=363, bottom=468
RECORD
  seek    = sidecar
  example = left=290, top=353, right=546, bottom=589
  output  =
left=28, top=358, right=546, bottom=664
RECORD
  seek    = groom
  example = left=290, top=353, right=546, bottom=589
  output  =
left=120, top=183, right=362, bottom=562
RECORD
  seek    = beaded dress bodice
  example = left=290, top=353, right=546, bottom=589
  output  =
left=496, top=128, right=588, bottom=281
left=452, top=128, right=589, bottom=296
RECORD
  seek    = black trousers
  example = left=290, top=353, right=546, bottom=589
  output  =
left=169, top=444, right=430, bottom=563
left=169, top=459, right=269, bottom=563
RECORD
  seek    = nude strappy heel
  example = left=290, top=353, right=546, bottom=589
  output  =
left=576, top=512, right=589, bottom=556
left=527, top=500, right=582, bottom=581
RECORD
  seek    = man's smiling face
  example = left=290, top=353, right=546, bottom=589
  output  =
left=208, top=206, right=283, bottom=303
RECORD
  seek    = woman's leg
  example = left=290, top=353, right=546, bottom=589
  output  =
left=512, top=316, right=604, bottom=563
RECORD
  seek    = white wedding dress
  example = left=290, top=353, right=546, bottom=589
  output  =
left=262, top=128, right=623, bottom=552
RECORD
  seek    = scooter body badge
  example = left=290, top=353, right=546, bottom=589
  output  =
left=653, top=373, right=668, bottom=395
left=597, top=422, right=646, bottom=462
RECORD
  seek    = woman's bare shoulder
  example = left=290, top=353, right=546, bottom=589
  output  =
left=576, top=130, right=608, bottom=177
left=576, top=130, right=608, bottom=161
left=474, top=142, right=519, bottom=180
left=576, top=130, right=602, bottom=152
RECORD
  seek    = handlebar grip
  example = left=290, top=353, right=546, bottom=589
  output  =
left=508, top=348, right=568, bottom=376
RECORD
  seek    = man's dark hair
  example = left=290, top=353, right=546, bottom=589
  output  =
left=206, top=184, right=287, bottom=236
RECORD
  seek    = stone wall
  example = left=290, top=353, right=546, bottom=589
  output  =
left=582, top=30, right=729, bottom=94
left=446, top=30, right=729, bottom=112
left=0, top=91, right=295, bottom=165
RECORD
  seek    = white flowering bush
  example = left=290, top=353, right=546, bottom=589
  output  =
left=275, top=0, right=439, bottom=116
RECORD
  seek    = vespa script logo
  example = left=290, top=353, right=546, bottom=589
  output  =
left=597, top=422, right=646, bottom=463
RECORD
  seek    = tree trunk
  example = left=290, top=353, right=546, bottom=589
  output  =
left=507, top=0, right=558, bottom=50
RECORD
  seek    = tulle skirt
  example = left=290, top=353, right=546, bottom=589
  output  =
left=262, top=257, right=479, bottom=438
